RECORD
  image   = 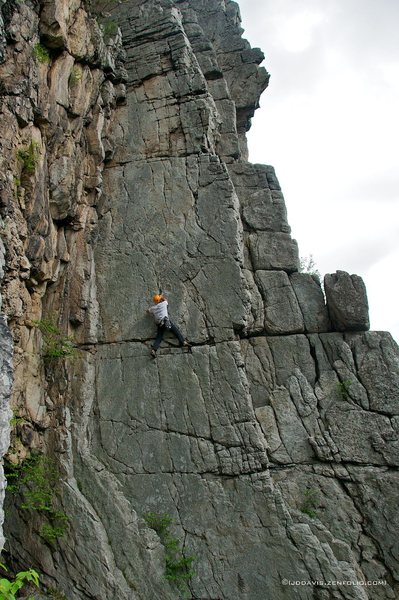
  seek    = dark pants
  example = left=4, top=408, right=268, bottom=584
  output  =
left=152, top=320, right=185, bottom=351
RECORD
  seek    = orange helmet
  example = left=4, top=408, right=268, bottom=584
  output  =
left=153, top=294, right=163, bottom=304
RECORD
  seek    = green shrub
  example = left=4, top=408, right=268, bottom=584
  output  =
left=17, top=141, right=40, bottom=176
left=47, top=587, right=67, bottom=600
left=337, top=379, right=352, bottom=401
left=40, top=518, right=69, bottom=545
left=7, top=454, right=57, bottom=509
left=33, top=43, right=50, bottom=64
left=33, top=319, right=76, bottom=359
left=144, top=511, right=173, bottom=534
left=69, top=66, right=82, bottom=87
left=5, top=454, right=69, bottom=544
left=144, top=512, right=195, bottom=595
left=0, top=562, right=39, bottom=600
left=98, top=18, right=119, bottom=38
left=300, top=488, right=320, bottom=519
left=299, top=254, right=321, bottom=281
left=9, top=410, right=24, bottom=428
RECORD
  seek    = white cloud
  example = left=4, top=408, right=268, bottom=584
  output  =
left=366, top=249, right=399, bottom=342
left=238, top=0, right=399, bottom=342
left=271, top=10, right=325, bottom=53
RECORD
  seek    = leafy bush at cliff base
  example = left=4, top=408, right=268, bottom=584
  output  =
left=0, top=561, right=39, bottom=600
left=5, top=453, right=69, bottom=544
left=144, top=512, right=195, bottom=596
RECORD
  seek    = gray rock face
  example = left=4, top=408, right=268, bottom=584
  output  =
left=291, top=272, right=331, bottom=333
left=248, top=231, right=299, bottom=272
left=325, top=270, right=370, bottom=331
left=0, top=1, right=398, bottom=599
left=255, top=270, right=304, bottom=334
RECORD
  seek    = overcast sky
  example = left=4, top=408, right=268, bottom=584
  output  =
left=238, top=0, right=399, bottom=343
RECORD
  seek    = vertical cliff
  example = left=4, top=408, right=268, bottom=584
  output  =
left=0, top=230, right=12, bottom=553
left=0, top=1, right=398, bottom=599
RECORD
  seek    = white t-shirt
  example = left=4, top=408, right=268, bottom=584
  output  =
left=148, top=300, right=169, bottom=324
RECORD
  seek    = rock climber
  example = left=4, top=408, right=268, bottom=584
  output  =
left=147, top=293, right=191, bottom=358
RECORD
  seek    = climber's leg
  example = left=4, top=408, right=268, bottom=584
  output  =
left=170, top=321, right=190, bottom=348
left=152, top=325, right=164, bottom=352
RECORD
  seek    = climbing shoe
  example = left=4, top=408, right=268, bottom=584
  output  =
left=150, top=349, right=157, bottom=359
left=183, top=340, right=192, bottom=353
